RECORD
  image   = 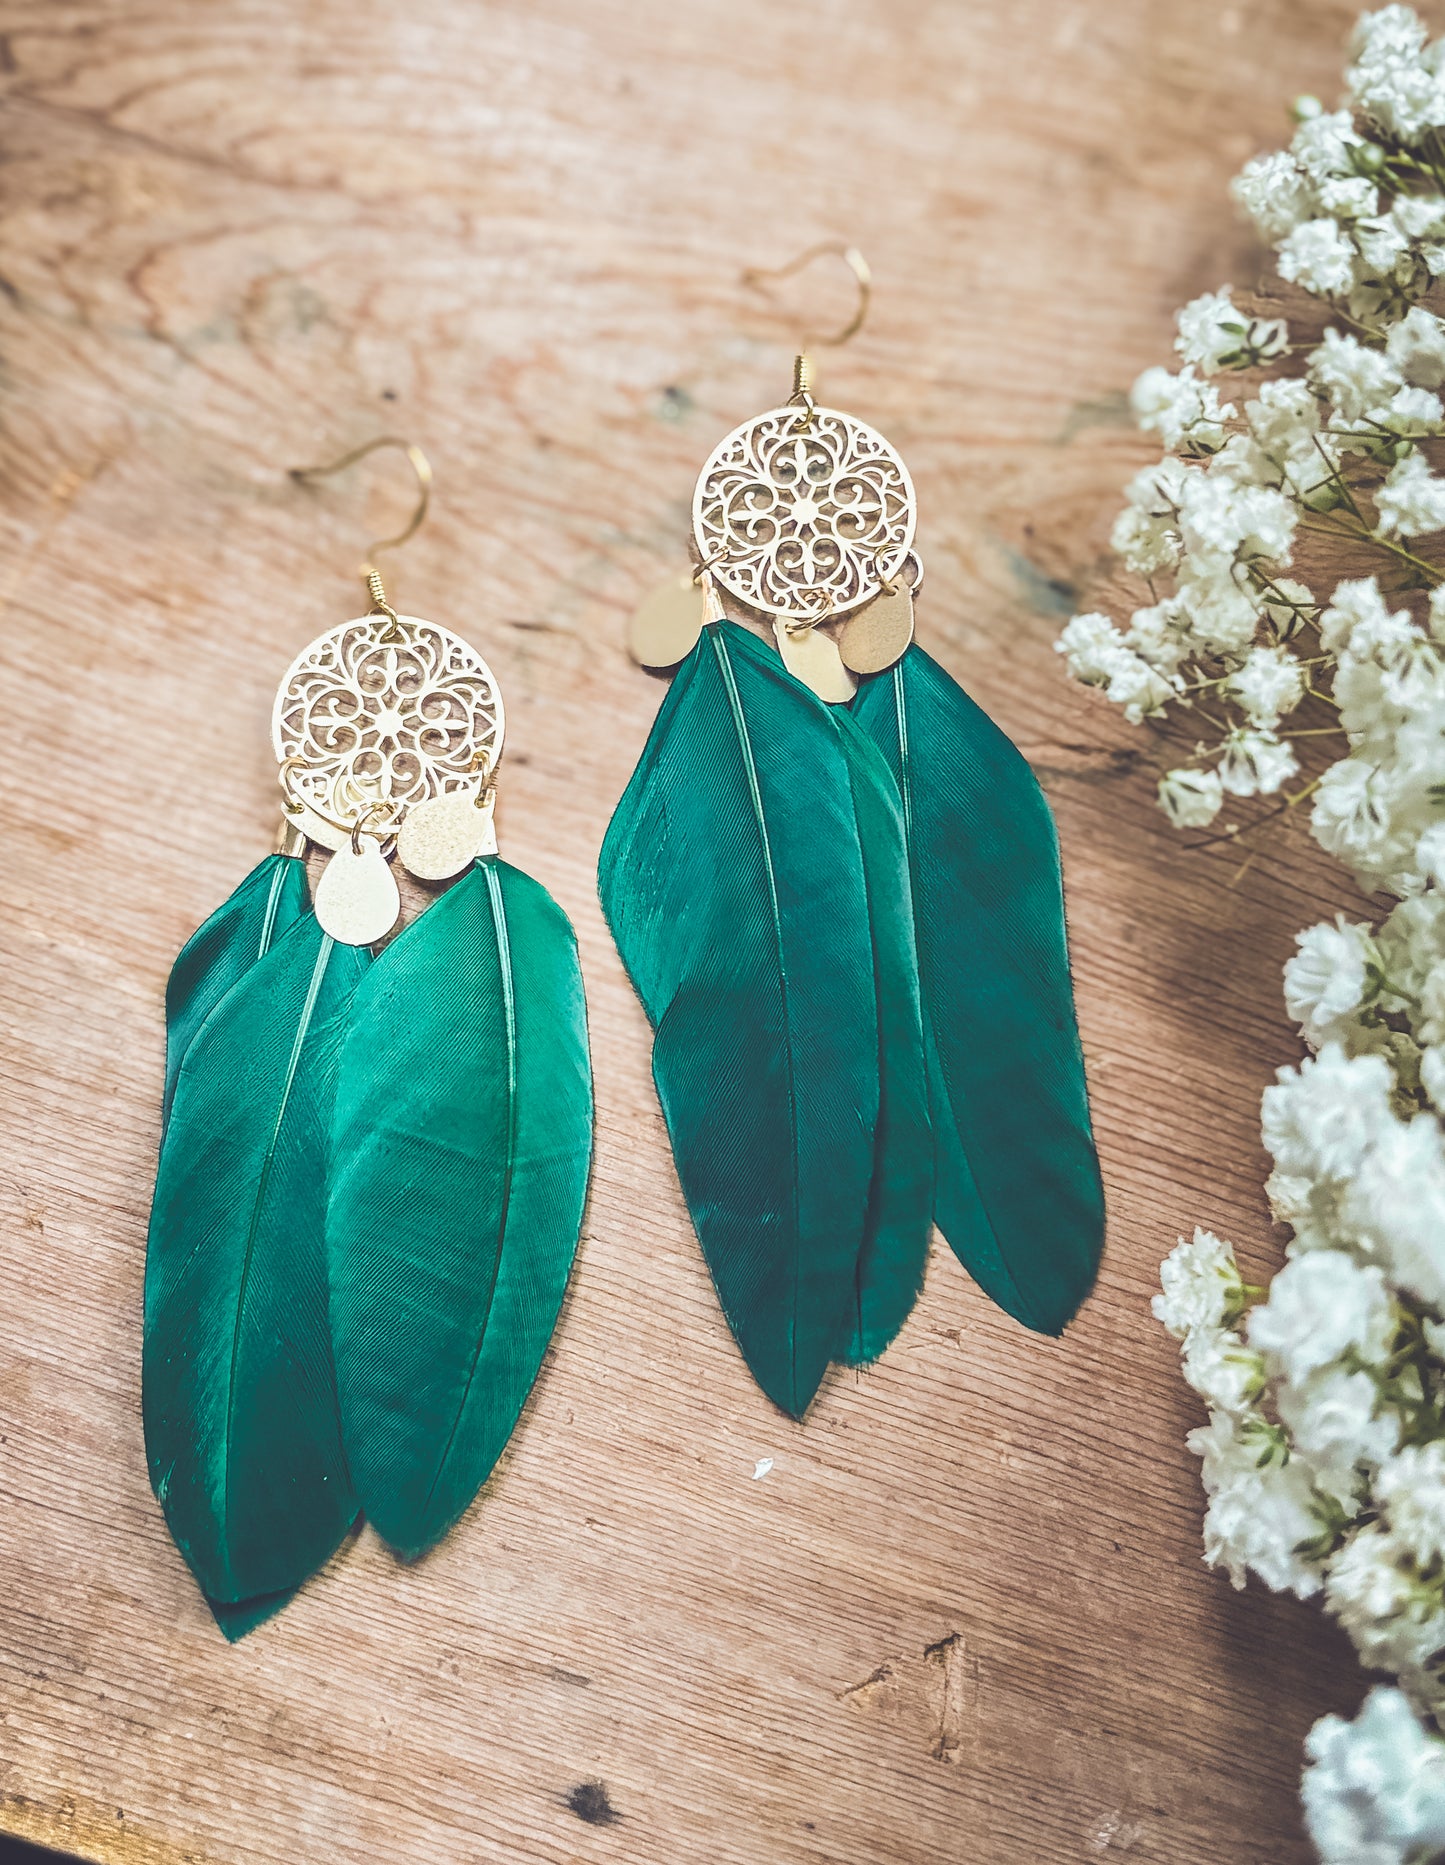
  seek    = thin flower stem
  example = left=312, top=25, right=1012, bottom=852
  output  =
left=1303, top=510, right=1445, bottom=587
left=1183, top=774, right=1325, bottom=852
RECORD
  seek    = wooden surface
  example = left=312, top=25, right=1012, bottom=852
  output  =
left=0, top=3, right=1373, bottom=1861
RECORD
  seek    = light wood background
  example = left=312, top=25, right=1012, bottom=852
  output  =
left=0, top=2, right=1377, bottom=1861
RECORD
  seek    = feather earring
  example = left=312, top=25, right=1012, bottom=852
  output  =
left=602, top=247, right=1104, bottom=1417
left=145, top=438, right=592, bottom=1635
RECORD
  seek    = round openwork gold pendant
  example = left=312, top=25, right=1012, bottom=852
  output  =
left=272, top=614, right=504, bottom=840
left=692, top=405, right=916, bottom=624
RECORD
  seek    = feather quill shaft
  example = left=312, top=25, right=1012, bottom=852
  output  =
left=834, top=716, right=934, bottom=1365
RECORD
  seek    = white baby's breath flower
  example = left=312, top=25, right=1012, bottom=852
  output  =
left=1279, top=219, right=1361, bottom=297
left=1188, top=1410, right=1327, bottom=1598
left=1291, top=107, right=1367, bottom=183
left=1130, top=364, right=1235, bottom=453
left=1125, top=596, right=1193, bottom=674
left=1232, top=150, right=1316, bottom=242
left=1416, top=957, right=1445, bottom=1045
left=1309, top=328, right=1404, bottom=420
left=1382, top=385, right=1445, bottom=436
left=1326, top=1522, right=1445, bottom=1675
left=1420, top=1043, right=1445, bottom=1109
left=1387, top=305, right=1445, bottom=387
left=1157, top=766, right=1223, bottom=829
left=1284, top=916, right=1379, bottom=1047
left=1056, top=612, right=1127, bottom=685
left=1248, top=1249, right=1397, bottom=1382
left=1349, top=3, right=1429, bottom=66
left=1321, top=175, right=1381, bottom=222
left=1276, top=1364, right=1397, bottom=1509
left=1175, top=559, right=1261, bottom=655
left=1379, top=1443, right=1445, bottom=1567
left=1229, top=644, right=1306, bottom=728
left=1152, top=1227, right=1246, bottom=1338
left=1109, top=457, right=1187, bottom=575
left=1343, top=1113, right=1445, bottom=1309
left=1311, top=756, right=1401, bottom=878
left=1379, top=891, right=1445, bottom=996
left=1376, top=449, right=1445, bottom=537
left=1261, top=1044, right=1397, bottom=1185
left=1303, top=1687, right=1445, bottom=1865
left=1177, top=470, right=1296, bottom=568
left=1102, top=650, right=1175, bottom=723
left=1175, top=285, right=1287, bottom=373
left=1349, top=4, right=1445, bottom=139
left=1320, top=576, right=1411, bottom=657
left=1218, top=728, right=1298, bottom=797
left=1181, top=1326, right=1267, bottom=1414
left=1355, top=210, right=1411, bottom=277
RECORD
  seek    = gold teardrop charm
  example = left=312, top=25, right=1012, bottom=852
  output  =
left=314, top=840, right=401, bottom=946
left=397, top=791, right=495, bottom=881
left=773, top=621, right=858, bottom=704
left=840, top=582, right=914, bottom=675
left=629, top=571, right=709, bottom=667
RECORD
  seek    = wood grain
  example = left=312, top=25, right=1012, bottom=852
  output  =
left=0, top=2, right=1371, bottom=1860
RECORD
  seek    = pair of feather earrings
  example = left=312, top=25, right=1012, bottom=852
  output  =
left=145, top=253, right=1103, bottom=1639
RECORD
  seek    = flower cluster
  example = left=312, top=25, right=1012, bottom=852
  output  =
left=1063, top=9, right=1445, bottom=1856
left=1303, top=1688, right=1445, bottom=1862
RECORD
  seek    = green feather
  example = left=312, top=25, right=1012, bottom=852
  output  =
left=206, top=1586, right=297, bottom=1643
left=144, top=912, right=365, bottom=1604
left=157, top=853, right=315, bottom=1634
left=162, top=854, right=309, bottom=1127
left=834, top=716, right=934, bottom=1365
left=326, top=857, right=593, bottom=1560
left=599, top=622, right=879, bottom=1418
left=851, top=646, right=1105, bottom=1334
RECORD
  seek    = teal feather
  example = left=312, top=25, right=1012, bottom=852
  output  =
left=162, top=854, right=309, bottom=1127
left=598, top=622, right=879, bottom=1417
left=158, top=853, right=315, bottom=1633
left=851, top=646, right=1105, bottom=1334
left=326, top=857, right=593, bottom=1559
left=144, top=912, right=366, bottom=1604
left=834, top=715, right=934, bottom=1365
left=206, top=1586, right=297, bottom=1643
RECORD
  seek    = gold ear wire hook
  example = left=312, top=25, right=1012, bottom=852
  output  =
left=741, top=242, right=872, bottom=427
left=289, top=435, right=433, bottom=628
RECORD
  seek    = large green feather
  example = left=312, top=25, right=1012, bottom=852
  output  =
left=598, top=622, right=879, bottom=1417
left=144, top=912, right=366, bottom=1604
left=834, top=716, right=934, bottom=1365
left=157, top=852, right=316, bottom=1636
left=326, top=857, right=592, bottom=1560
left=851, top=646, right=1105, bottom=1333
left=162, top=854, right=309, bottom=1127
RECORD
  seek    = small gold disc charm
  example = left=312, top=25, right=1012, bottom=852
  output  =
left=314, top=841, right=401, bottom=946
left=840, top=581, right=915, bottom=675
left=629, top=572, right=707, bottom=667
left=397, top=791, right=496, bottom=881
left=774, top=621, right=858, bottom=704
